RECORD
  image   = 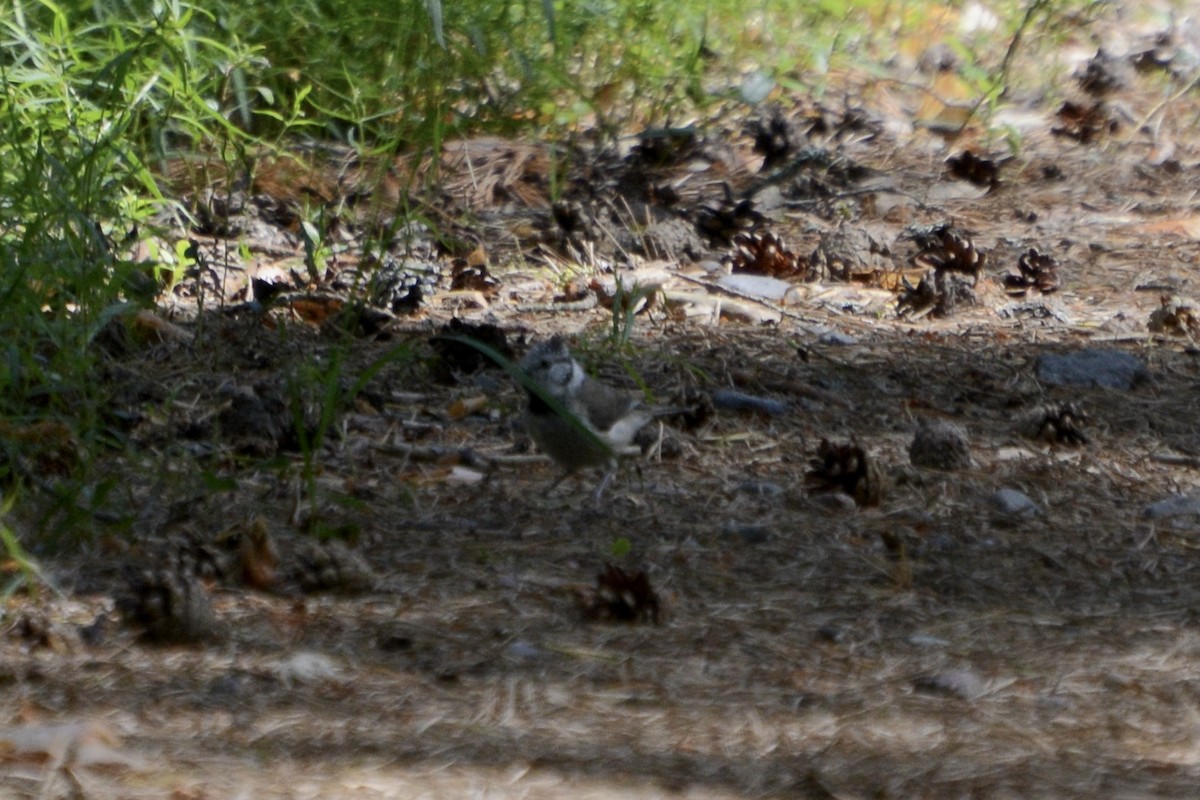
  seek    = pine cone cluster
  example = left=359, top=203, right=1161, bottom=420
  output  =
left=334, top=255, right=440, bottom=315
left=1005, top=248, right=1060, bottom=296
left=896, top=271, right=976, bottom=319
left=896, top=273, right=939, bottom=318
left=897, top=223, right=987, bottom=318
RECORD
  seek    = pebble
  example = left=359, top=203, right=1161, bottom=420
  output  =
left=1142, top=493, right=1200, bottom=520
left=989, top=488, right=1041, bottom=517
left=735, top=480, right=784, bottom=497
left=720, top=523, right=773, bottom=544
left=913, top=668, right=986, bottom=700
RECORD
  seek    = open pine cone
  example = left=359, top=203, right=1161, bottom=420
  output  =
left=909, top=223, right=986, bottom=282
left=1005, top=248, right=1060, bottom=296
left=729, top=231, right=810, bottom=279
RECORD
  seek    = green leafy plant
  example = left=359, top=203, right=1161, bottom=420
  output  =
left=0, top=497, right=57, bottom=600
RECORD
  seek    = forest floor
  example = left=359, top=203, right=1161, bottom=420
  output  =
left=6, top=18, right=1200, bottom=800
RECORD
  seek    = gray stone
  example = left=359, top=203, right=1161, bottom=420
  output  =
left=1143, top=493, right=1200, bottom=520
left=914, top=668, right=987, bottom=700
left=1034, top=349, right=1149, bottom=389
left=721, top=523, right=773, bottom=544
left=989, top=488, right=1041, bottom=517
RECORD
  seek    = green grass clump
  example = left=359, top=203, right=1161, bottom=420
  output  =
left=0, top=2, right=260, bottom=489
left=0, top=0, right=1086, bottom=533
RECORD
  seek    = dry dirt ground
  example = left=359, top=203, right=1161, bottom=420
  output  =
left=8, top=24, right=1200, bottom=800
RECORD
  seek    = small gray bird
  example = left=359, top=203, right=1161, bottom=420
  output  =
left=519, top=337, right=659, bottom=501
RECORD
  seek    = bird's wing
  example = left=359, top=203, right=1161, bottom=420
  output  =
left=574, top=379, right=644, bottom=434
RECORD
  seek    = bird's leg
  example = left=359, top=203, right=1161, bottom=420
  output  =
left=590, top=467, right=617, bottom=507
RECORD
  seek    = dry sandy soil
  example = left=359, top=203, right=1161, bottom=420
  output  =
left=6, top=17, right=1200, bottom=800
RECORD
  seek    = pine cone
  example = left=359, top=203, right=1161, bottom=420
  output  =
left=580, top=565, right=661, bottom=624
left=909, top=223, right=986, bottom=282
left=749, top=106, right=802, bottom=170
left=945, top=151, right=1001, bottom=188
left=291, top=539, right=375, bottom=593
left=118, top=567, right=219, bottom=643
left=1005, top=248, right=1060, bottom=296
left=695, top=184, right=762, bottom=245
left=805, top=439, right=883, bottom=506
left=729, top=232, right=810, bottom=279
left=1052, top=100, right=1118, bottom=143
left=896, top=273, right=940, bottom=319
left=1147, top=294, right=1200, bottom=337
left=1021, top=402, right=1089, bottom=445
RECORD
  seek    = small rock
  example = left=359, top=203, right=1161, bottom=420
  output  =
left=907, top=634, right=950, bottom=649
left=817, top=624, right=848, bottom=644
left=1034, top=349, right=1149, bottom=390
left=740, top=71, right=775, bottom=104
left=989, top=488, right=1041, bottom=517
left=909, top=419, right=972, bottom=471
left=810, top=491, right=858, bottom=512
left=1143, top=493, right=1200, bottom=520
left=270, top=651, right=340, bottom=685
left=505, top=640, right=546, bottom=662
left=735, top=480, right=784, bottom=497
left=913, top=668, right=986, bottom=700
left=751, top=185, right=786, bottom=214
left=816, top=330, right=858, bottom=346
left=721, top=523, right=772, bottom=544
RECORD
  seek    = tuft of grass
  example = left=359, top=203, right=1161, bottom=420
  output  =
left=0, top=0, right=1092, bottom=541
left=0, top=496, right=58, bottom=599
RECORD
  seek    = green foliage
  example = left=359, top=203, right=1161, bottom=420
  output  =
left=0, top=0, right=1089, bottom=535
left=0, top=496, right=56, bottom=599
left=0, top=1, right=261, bottom=488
